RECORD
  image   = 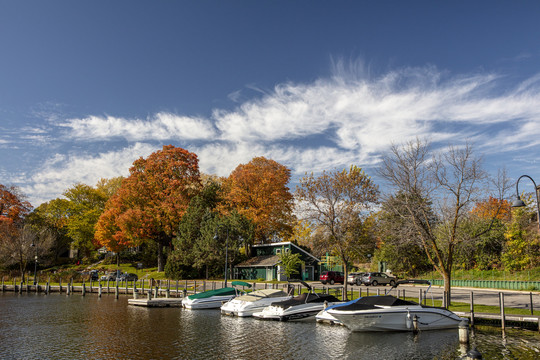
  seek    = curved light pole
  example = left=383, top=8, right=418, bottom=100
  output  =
left=512, top=175, right=540, bottom=231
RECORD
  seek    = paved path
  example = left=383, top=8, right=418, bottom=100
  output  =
left=307, top=282, right=539, bottom=310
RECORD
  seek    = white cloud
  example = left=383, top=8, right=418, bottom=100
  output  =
left=23, top=143, right=157, bottom=205
left=15, top=65, right=540, bottom=205
left=61, top=112, right=217, bottom=141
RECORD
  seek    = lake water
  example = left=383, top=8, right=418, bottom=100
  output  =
left=1, top=292, right=539, bottom=359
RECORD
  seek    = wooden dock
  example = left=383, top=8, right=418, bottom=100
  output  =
left=128, top=298, right=184, bottom=307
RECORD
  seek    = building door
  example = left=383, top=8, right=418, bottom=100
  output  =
left=266, top=267, right=274, bottom=281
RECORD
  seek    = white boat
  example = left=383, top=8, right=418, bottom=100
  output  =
left=253, top=281, right=342, bottom=322
left=221, top=288, right=292, bottom=317
left=182, top=281, right=251, bottom=309
left=326, top=280, right=466, bottom=332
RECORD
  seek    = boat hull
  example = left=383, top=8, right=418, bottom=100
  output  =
left=328, top=305, right=464, bottom=332
left=182, top=295, right=236, bottom=309
left=254, top=302, right=341, bottom=322
left=221, top=296, right=292, bottom=317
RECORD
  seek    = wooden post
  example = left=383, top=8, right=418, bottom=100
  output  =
left=499, top=292, right=506, bottom=331
left=419, top=289, right=422, bottom=304
left=59, top=278, right=62, bottom=293
left=115, top=283, right=119, bottom=299
left=2, top=276, right=4, bottom=292
left=82, top=281, right=86, bottom=296
left=142, top=280, right=145, bottom=295
left=90, top=279, right=93, bottom=293
left=176, top=280, right=179, bottom=297
left=377, top=288, right=380, bottom=296
left=107, top=279, right=110, bottom=294
left=530, top=292, right=534, bottom=316
left=366, top=288, right=369, bottom=297
left=470, top=291, right=475, bottom=327
left=98, top=283, right=102, bottom=298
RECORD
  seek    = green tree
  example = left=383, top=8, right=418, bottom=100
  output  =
left=296, top=165, right=379, bottom=298
left=378, top=139, right=510, bottom=306
left=278, top=246, right=304, bottom=279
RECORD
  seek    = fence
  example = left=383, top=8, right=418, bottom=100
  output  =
left=427, top=279, right=540, bottom=291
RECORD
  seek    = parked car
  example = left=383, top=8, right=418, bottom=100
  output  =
left=101, top=271, right=120, bottom=282
left=347, top=272, right=366, bottom=286
left=117, top=273, right=138, bottom=282
left=320, top=271, right=344, bottom=285
left=361, top=272, right=397, bottom=286
left=89, top=270, right=99, bottom=281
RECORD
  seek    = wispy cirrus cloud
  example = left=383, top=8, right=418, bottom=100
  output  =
left=15, top=64, right=540, bottom=205
left=60, top=112, right=217, bottom=141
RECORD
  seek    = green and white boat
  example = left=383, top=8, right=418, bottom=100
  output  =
left=182, top=281, right=252, bottom=309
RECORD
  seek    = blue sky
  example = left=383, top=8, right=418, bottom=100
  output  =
left=1, top=1, right=540, bottom=206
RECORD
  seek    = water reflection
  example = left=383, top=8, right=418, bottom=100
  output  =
left=1, top=293, right=539, bottom=359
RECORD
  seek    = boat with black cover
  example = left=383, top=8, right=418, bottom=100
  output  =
left=326, top=280, right=465, bottom=332
left=253, top=281, right=341, bottom=321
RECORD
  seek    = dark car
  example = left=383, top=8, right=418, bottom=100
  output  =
left=320, top=271, right=344, bottom=285
left=361, top=272, right=397, bottom=286
left=89, top=270, right=99, bottom=281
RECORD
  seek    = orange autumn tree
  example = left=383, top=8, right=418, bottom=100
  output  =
left=471, top=196, right=512, bottom=222
left=95, top=145, right=201, bottom=271
left=0, top=184, right=33, bottom=279
left=221, top=157, right=294, bottom=248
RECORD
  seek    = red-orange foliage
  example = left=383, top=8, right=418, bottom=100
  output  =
left=95, top=146, right=201, bottom=270
left=221, top=157, right=294, bottom=243
left=0, top=184, right=32, bottom=227
left=471, top=196, right=511, bottom=222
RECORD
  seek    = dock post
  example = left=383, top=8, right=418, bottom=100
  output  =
left=413, top=315, right=419, bottom=333
left=470, top=292, right=475, bottom=327
left=35, top=280, right=39, bottom=294
left=166, top=288, right=170, bottom=298
left=67, top=282, right=71, bottom=295
left=107, top=279, right=110, bottom=294
left=19, top=281, right=23, bottom=294
left=98, top=283, right=102, bottom=298
left=176, top=280, right=179, bottom=297
left=133, top=288, right=139, bottom=299
left=90, top=280, right=93, bottom=293
left=142, top=280, right=145, bottom=295
left=46, top=278, right=50, bottom=295
left=147, top=290, right=152, bottom=300
left=499, top=292, right=506, bottom=331
left=115, top=284, right=119, bottom=299
left=530, top=292, right=534, bottom=316
left=418, top=289, right=422, bottom=304
left=1, top=277, right=4, bottom=292
left=59, top=278, right=62, bottom=293
left=82, top=281, right=86, bottom=296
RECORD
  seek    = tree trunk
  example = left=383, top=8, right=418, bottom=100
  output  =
left=157, top=243, right=164, bottom=272
left=442, top=270, right=451, bottom=308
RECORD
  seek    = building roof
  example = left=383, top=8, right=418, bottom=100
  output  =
left=235, top=255, right=281, bottom=268
left=252, top=241, right=320, bottom=263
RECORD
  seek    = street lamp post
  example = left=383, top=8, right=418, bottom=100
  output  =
left=215, top=226, right=229, bottom=287
left=512, top=174, right=540, bottom=231
left=31, top=241, right=37, bottom=285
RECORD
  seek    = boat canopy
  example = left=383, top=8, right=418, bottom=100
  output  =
left=235, top=289, right=288, bottom=302
left=271, top=293, right=340, bottom=308
left=330, top=295, right=418, bottom=312
left=187, top=287, right=238, bottom=300
left=231, top=280, right=252, bottom=288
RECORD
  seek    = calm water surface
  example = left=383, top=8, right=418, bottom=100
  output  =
left=1, top=293, right=539, bottom=359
